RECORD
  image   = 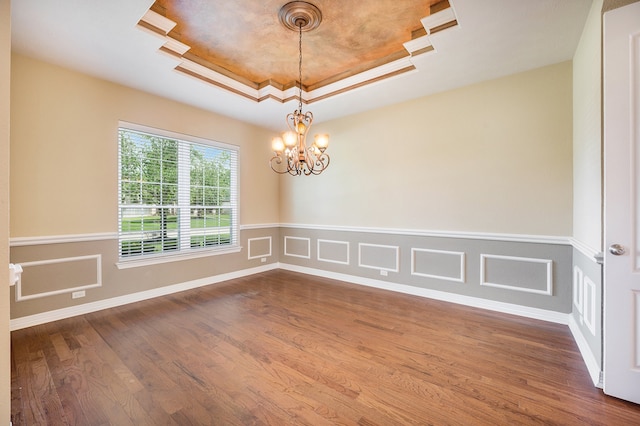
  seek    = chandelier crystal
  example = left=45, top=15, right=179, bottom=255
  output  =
left=270, top=1, right=330, bottom=176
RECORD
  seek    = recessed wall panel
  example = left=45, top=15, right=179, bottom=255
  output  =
left=411, top=248, right=465, bottom=283
left=284, top=236, right=311, bottom=259
left=248, top=237, right=272, bottom=260
left=318, top=239, right=349, bottom=265
left=635, top=291, right=640, bottom=368
left=573, top=266, right=584, bottom=313
left=583, top=276, right=597, bottom=336
left=481, top=254, right=552, bottom=295
left=16, top=255, right=102, bottom=301
left=359, top=243, right=399, bottom=272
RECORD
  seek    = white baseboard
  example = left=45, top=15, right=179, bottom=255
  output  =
left=568, top=315, right=603, bottom=387
left=278, top=263, right=571, bottom=325
left=9, top=263, right=278, bottom=331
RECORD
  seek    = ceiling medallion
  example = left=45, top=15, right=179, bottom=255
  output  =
left=270, top=1, right=330, bottom=176
left=278, top=1, right=323, bottom=32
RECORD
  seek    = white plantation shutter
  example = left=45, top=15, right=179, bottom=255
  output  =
left=118, top=122, right=239, bottom=259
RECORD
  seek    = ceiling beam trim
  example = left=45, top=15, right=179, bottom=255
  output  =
left=421, top=6, right=458, bottom=35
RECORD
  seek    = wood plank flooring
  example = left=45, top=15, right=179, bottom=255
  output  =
left=11, top=269, right=640, bottom=425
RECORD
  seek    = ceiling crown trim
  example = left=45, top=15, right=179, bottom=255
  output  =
left=136, top=2, right=458, bottom=104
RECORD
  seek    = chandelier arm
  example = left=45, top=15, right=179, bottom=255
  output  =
left=269, top=155, right=291, bottom=174
left=302, top=146, right=330, bottom=175
left=311, top=154, right=330, bottom=174
left=285, top=112, right=296, bottom=133
left=318, top=153, right=330, bottom=169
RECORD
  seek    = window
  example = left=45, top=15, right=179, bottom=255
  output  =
left=118, top=123, right=239, bottom=260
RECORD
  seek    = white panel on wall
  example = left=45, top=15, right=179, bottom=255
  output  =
left=16, top=255, right=102, bottom=301
left=317, top=239, right=350, bottom=265
left=573, top=266, right=584, bottom=314
left=583, top=276, right=597, bottom=336
left=248, top=236, right=272, bottom=260
left=358, top=243, right=399, bottom=272
left=411, top=248, right=466, bottom=283
left=284, top=236, right=311, bottom=259
left=636, top=291, right=640, bottom=369
left=480, top=254, right=553, bottom=295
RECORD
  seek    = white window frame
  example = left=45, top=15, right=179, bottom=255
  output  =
left=116, top=121, right=240, bottom=268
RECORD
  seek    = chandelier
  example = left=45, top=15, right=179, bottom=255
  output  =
left=270, top=1, right=330, bottom=176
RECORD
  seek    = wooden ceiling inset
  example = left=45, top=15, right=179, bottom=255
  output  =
left=138, top=0, right=458, bottom=103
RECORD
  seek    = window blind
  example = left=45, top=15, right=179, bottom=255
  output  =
left=118, top=124, right=239, bottom=259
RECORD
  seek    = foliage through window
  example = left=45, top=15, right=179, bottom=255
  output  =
left=118, top=124, right=239, bottom=259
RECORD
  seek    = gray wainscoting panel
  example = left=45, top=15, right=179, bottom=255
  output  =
left=358, top=243, right=399, bottom=272
left=572, top=247, right=602, bottom=348
left=10, top=227, right=280, bottom=320
left=16, top=255, right=102, bottom=301
left=317, top=239, right=350, bottom=265
left=411, top=248, right=465, bottom=283
left=12, top=226, right=573, bottom=324
left=284, top=236, right=311, bottom=259
left=570, top=247, right=603, bottom=383
left=573, top=265, right=584, bottom=314
left=480, top=254, right=553, bottom=295
left=582, top=275, right=597, bottom=336
left=248, top=236, right=272, bottom=260
left=279, top=226, right=572, bottom=313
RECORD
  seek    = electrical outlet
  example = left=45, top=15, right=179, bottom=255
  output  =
left=380, top=270, right=388, bottom=276
left=261, top=257, right=267, bottom=263
left=72, top=290, right=86, bottom=299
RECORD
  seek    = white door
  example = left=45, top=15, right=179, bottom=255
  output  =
left=603, top=1, right=640, bottom=404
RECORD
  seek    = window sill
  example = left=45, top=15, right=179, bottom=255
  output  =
left=115, top=245, right=242, bottom=269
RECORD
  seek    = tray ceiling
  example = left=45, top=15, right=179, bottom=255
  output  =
left=149, top=1, right=447, bottom=86
left=10, top=0, right=593, bottom=130
left=140, top=0, right=456, bottom=103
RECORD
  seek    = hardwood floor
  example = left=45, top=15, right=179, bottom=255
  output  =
left=11, top=270, right=640, bottom=425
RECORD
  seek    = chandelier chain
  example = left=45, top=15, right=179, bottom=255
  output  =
left=298, top=21, right=303, bottom=112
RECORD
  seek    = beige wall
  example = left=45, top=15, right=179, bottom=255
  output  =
left=9, top=53, right=282, bottom=323
left=10, top=54, right=280, bottom=238
left=280, top=61, right=573, bottom=237
left=573, top=0, right=604, bottom=252
left=1, top=0, right=10, bottom=421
